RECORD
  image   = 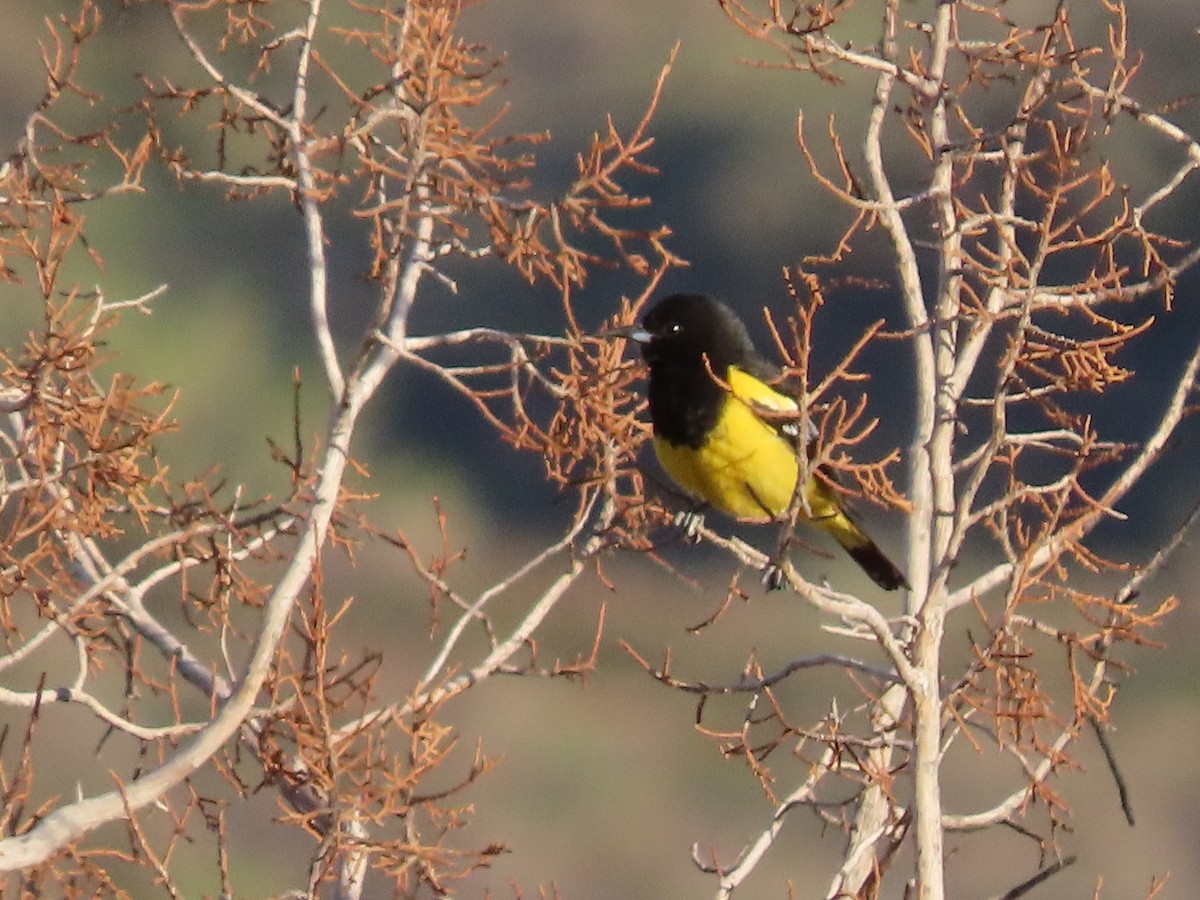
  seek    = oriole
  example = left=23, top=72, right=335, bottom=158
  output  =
left=621, top=292, right=908, bottom=591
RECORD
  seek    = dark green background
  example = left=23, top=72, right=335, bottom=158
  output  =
left=3, top=1, right=1200, bottom=896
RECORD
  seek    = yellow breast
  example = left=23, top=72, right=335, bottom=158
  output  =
left=653, top=366, right=802, bottom=522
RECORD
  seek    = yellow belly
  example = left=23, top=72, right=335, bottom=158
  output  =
left=654, top=396, right=800, bottom=522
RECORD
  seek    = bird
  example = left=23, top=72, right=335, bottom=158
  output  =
left=618, top=292, right=909, bottom=591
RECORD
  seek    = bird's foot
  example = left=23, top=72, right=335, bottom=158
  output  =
left=761, top=528, right=796, bottom=591
left=673, top=509, right=705, bottom=543
left=761, top=561, right=787, bottom=591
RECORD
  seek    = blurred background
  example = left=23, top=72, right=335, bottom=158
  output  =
left=3, top=1, right=1200, bottom=896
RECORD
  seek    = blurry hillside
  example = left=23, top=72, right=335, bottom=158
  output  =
left=3, top=1, right=1200, bottom=896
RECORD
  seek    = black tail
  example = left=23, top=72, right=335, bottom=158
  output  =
left=846, top=540, right=910, bottom=591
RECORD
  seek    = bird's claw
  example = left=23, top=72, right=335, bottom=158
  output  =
left=673, top=510, right=705, bottom=543
left=761, top=561, right=786, bottom=591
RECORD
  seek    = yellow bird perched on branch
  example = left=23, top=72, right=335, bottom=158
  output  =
left=617, top=293, right=908, bottom=591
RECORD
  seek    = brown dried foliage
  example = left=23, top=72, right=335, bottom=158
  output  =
left=0, top=0, right=677, bottom=895
left=4, top=0, right=1199, bottom=897
left=622, top=1, right=1200, bottom=896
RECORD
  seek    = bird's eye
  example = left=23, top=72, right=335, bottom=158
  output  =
left=667, top=322, right=682, bottom=335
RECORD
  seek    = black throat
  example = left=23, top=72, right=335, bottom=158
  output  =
left=646, top=359, right=727, bottom=449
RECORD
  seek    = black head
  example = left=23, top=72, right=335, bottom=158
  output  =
left=636, top=293, right=758, bottom=373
